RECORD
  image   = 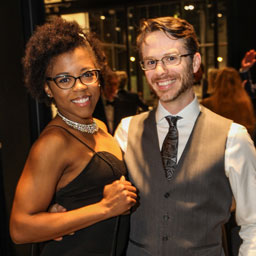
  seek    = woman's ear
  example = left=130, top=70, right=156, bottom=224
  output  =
left=44, top=83, right=52, bottom=98
left=193, top=52, right=201, bottom=74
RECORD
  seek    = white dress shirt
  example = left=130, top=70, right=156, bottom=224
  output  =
left=115, top=97, right=256, bottom=256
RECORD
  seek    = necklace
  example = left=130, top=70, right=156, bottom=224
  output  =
left=57, top=111, right=98, bottom=134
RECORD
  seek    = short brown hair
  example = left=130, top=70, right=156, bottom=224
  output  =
left=136, top=16, right=199, bottom=58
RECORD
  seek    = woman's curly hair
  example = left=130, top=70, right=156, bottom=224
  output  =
left=23, top=17, right=107, bottom=105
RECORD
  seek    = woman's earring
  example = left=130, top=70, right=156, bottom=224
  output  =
left=98, top=84, right=101, bottom=87
left=47, top=94, right=51, bottom=97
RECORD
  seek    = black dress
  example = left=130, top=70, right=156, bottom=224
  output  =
left=39, top=126, right=130, bottom=256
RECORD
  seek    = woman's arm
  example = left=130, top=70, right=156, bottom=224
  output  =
left=10, top=131, right=136, bottom=244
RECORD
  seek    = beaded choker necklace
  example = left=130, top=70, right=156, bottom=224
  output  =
left=57, top=111, right=98, bottom=134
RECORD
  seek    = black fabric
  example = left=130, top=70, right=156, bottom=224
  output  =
left=93, top=97, right=109, bottom=131
left=106, top=100, right=114, bottom=106
left=39, top=126, right=129, bottom=256
left=241, top=69, right=256, bottom=108
left=0, top=145, right=13, bottom=256
left=93, top=92, right=148, bottom=135
left=161, top=116, right=181, bottom=180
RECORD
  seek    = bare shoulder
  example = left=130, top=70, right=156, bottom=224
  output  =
left=28, top=125, right=71, bottom=167
left=36, top=125, right=70, bottom=150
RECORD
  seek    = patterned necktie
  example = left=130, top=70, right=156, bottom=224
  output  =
left=161, top=116, right=182, bottom=180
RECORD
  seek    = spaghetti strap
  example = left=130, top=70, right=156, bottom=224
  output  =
left=48, top=125, right=96, bottom=153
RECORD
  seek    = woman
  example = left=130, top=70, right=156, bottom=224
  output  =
left=9, top=17, right=137, bottom=255
left=201, top=67, right=256, bottom=137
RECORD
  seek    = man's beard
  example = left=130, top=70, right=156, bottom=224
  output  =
left=161, top=64, right=194, bottom=103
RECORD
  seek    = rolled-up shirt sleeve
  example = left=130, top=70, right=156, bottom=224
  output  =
left=225, top=123, right=256, bottom=255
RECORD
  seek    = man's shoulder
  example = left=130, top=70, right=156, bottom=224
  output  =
left=118, top=111, right=149, bottom=126
left=130, top=109, right=153, bottom=121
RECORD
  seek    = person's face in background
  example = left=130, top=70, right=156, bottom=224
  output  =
left=103, top=76, right=119, bottom=101
left=44, top=46, right=100, bottom=123
left=141, top=30, right=201, bottom=110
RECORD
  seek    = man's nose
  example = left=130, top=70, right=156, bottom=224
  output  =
left=155, top=60, right=167, bottom=73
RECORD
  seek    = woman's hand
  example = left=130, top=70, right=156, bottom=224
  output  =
left=101, top=176, right=137, bottom=218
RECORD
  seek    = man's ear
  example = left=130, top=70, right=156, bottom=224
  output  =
left=193, top=52, right=201, bottom=73
left=44, top=83, right=52, bottom=98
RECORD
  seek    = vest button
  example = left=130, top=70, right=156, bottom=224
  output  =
left=164, top=192, right=170, bottom=198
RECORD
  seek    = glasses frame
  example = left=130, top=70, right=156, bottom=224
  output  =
left=46, top=69, right=101, bottom=90
left=140, top=53, right=194, bottom=71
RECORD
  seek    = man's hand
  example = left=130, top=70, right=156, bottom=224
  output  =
left=48, top=204, right=72, bottom=241
left=49, top=203, right=67, bottom=214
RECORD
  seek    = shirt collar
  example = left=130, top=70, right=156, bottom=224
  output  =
left=156, top=97, right=200, bottom=124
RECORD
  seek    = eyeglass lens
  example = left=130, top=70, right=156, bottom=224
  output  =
left=142, top=55, right=180, bottom=70
left=55, top=70, right=99, bottom=89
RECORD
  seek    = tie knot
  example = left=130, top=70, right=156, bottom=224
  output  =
left=165, top=116, right=182, bottom=127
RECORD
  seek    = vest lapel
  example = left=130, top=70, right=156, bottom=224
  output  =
left=175, top=110, right=201, bottom=173
left=141, top=110, right=171, bottom=183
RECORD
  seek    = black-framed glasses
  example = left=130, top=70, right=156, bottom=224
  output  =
left=46, top=69, right=100, bottom=89
left=140, top=53, right=194, bottom=71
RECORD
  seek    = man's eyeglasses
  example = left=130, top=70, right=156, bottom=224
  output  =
left=46, top=69, right=100, bottom=89
left=140, top=53, right=194, bottom=71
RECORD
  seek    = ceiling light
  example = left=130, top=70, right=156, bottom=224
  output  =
left=130, top=56, right=136, bottom=62
left=217, top=57, right=223, bottom=62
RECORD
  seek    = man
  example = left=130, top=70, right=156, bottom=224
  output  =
left=93, top=67, right=119, bottom=134
left=240, top=49, right=256, bottom=111
left=94, top=68, right=149, bottom=134
left=239, top=49, right=256, bottom=146
left=115, top=70, right=149, bottom=122
left=115, top=16, right=256, bottom=255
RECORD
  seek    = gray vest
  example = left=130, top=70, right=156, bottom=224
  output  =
left=125, top=106, right=233, bottom=256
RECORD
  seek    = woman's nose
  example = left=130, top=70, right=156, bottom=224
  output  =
left=73, top=78, right=88, bottom=90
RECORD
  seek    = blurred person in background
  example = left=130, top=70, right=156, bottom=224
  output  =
left=240, top=49, right=256, bottom=116
left=201, top=67, right=256, bottom=138
left=203, top=67, right=219, bottom=99
left=193, top=63, right=207, bottom=100
left=115, top=70, right=149, bottom=119
left=93, top=67, right=119, bottom=134
left=93, top=69, right=149, bottom=134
